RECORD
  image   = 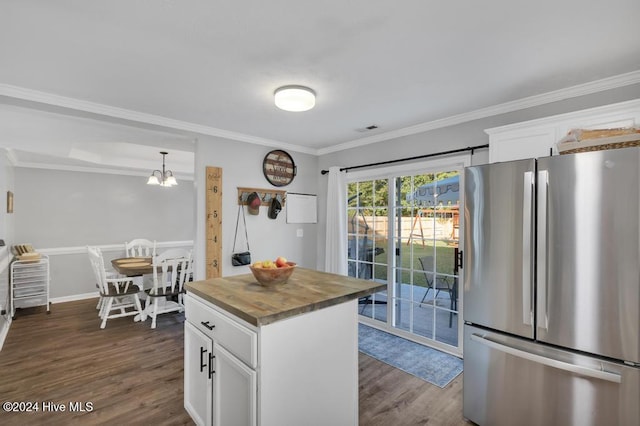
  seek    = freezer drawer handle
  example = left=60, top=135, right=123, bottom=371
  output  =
left=470, top=334, right=621, bottom=383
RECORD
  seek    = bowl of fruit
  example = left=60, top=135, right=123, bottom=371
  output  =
left=249, top=257, right=297, bottom=286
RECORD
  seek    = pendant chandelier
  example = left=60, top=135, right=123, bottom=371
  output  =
left=147, top=151, right=178, bottom=187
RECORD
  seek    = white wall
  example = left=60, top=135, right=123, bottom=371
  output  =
left=13, top=167, right=195, bottom=299
left=0, top=149, right=15, bottom=345
left=194, top=136, right=319, bottom=280
left=316, top=84, right=640, bottom=268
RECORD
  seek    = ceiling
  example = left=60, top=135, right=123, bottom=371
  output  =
left=1, top=1, right=639, bottom=173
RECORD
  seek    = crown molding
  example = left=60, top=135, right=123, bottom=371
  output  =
left=2, top=70, right=639, bottom=158
left=484, top=98, right=640, bottom=135
left=13, top=160, right=195, bottom=180
left=0, top=84, right=318, bottom=156
left=3, top=148, right=18, bottom=166
left=317, top=70, right=640, bottom=155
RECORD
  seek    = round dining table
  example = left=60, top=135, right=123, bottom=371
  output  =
left=111, top=257, right=154, bottom=276
left=110, top=257, right=182, bottom=324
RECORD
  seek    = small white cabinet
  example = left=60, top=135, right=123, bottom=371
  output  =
left=184, top=321, right=212, bottom=425
left=10, top=255, right=50, bottom=318
left=487, top=99, right=640, bottom=163
left=184, top=295, right=257, bottom=426
left=184, top=291, right=359, bottom=426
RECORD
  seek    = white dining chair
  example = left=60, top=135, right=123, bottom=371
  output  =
left=145, top=248, right=193, bottom=329
left=87, top=246, right=146, bottom=329
left=124, top=239, right=156, bottom=258
left=124, top=238, right=157, bottom=298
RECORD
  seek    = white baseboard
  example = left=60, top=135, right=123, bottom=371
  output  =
left=50, top=292, right=99, bottom=304
left=0, top=317, right=11, bottom=352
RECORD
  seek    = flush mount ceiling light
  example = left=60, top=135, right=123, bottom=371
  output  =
left=274, top=85, right=316, bottom=112
left=147, top=151, right=178, bottom=187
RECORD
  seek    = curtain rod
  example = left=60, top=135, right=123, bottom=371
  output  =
left=320, top=144, right=489, bottom=175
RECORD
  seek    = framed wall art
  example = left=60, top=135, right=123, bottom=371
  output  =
left=263, top=150, right=296, bottom=187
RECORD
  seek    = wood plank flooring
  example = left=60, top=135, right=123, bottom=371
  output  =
left=0, top=298, right=468, bottom=426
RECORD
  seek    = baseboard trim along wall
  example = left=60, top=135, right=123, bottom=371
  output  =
left=0, top=318, right=10, bottom=351
left=50, top=292, right=99, bottom=304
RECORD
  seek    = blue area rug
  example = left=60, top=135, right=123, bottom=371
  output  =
left=358, top=323, right=463, bottom=388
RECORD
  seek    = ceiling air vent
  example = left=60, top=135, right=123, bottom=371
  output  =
left=355, top=124, right=379, bottom=133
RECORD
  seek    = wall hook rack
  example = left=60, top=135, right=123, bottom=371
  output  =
left=237, top=187, right=286, bottom=207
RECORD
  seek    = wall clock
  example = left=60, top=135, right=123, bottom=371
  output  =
left=263, top=150, right=297, bottom=187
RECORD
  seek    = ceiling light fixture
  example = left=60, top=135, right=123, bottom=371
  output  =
left=147, top=151, right=178, bottom=187
left=274, top=85, right=316, bottom=112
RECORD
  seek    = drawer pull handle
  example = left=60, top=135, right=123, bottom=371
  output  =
left=201, top=321, right=215, bottom=330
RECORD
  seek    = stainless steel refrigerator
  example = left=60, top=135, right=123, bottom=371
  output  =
left=462, top=147, right=640, bottom=425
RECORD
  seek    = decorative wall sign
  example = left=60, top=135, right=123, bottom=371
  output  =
left=263, top=150, right=296, bottom=187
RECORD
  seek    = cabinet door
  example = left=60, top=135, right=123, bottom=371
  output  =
left=185, top=321, right=213, bottom=426
left=213, top=343, right=257, bottom=426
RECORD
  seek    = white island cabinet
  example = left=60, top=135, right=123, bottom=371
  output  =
left=183, top=267, right=385, bottom=426
left=184, top=295, right=256, bottom=426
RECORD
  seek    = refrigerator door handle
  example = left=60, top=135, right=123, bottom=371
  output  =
left=470, top=334, right=622, bottom=383
left=537, top=170, right=549, bottom=331
left=522, top=171, right=534, bottom=326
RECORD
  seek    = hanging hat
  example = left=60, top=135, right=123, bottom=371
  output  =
left=268, top=197, right=282, bottom=219
left=247, top=192, right=261, bottom=215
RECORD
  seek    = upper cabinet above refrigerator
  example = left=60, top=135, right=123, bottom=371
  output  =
left=486, top=99, right=640, bottom=163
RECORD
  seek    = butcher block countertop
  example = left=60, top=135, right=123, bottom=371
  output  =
left=185, top=267, right=386, bottom=327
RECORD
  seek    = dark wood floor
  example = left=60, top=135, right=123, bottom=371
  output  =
left=0, top=299, right=467, bottom=426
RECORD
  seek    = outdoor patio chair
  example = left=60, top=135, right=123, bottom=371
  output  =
left=418, top=256, right=456, bottom=327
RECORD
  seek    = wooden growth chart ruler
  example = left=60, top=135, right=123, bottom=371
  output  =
left=206, top=167, right=222, bottom=279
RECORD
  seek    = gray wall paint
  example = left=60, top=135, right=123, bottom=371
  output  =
left=316, top=85, right=640, bottom=268
left=12, top=168, right=195, bottom=298
left=15, top=168, right=195, bottom=246
left=194, top=136, right=319, bottom=280
left=0, top=150, right=15, bottom=333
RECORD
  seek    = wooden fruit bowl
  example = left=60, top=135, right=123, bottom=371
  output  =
left=249, top=262, right=297, bottom=286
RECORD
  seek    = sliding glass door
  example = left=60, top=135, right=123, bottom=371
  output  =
left=347, top=157, right=466, bottom=355
left=347, top=179, right=388, bottom=322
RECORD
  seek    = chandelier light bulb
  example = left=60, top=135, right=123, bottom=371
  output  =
left=147, top=151, right=178, bottom=187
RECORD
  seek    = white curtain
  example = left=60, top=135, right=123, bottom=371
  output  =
left=324, top=167, right=347, bottom=275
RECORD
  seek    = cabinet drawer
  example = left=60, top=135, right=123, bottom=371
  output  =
left=185, top=294, right=257, bottom=368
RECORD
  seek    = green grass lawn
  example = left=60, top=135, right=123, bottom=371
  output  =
left=369, top=240, right=458, bottom=287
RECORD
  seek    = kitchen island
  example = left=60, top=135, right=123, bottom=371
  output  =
left=183, top=267, right=385, bottom=426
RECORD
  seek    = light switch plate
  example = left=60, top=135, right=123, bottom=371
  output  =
left=296, top=229, right=303, bottom=237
